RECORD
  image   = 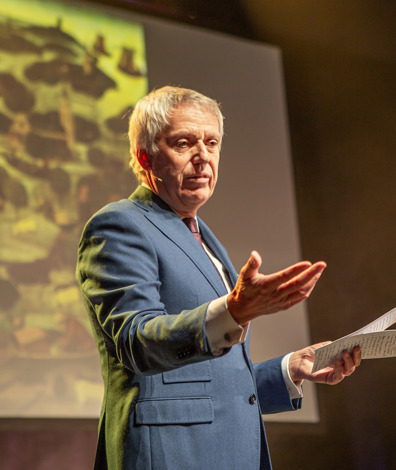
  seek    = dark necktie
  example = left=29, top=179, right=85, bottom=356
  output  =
left=183, top=217, right=204, bottom=246
left=183, top=217, right=226, bottom=287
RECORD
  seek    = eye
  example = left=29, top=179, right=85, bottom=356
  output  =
left=207, top=139, right=218, bottom=148
left=176, top=139, right=189, bottom=149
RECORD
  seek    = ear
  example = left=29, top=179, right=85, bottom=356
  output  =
left=137, top=149, right=151, bottom=171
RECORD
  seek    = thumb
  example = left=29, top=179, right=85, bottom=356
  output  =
left=241, top=250, right=262, bottom=280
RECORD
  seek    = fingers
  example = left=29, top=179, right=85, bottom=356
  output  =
left=240, top=251, right=262, bottom=281
left=331, top=359, right=346, bottom=383
left=269, top=262, right=326, bottom=311
left=267, top=261, right=314, bottom=286
left=306, top=346, right=361, bottom=385
left=275, top=261, right=327, bottom=302
left=342, top=346, right=361, bottom=375
left=330, top=347, right=361, bottom=384
left=353, top=346, right=362, bottom=366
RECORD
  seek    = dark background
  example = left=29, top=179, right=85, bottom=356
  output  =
left=2, top=1, right=396, bottom=469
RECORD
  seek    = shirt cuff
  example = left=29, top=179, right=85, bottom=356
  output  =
left=281, top=353, right=304, bottom=399
left=205, top=295, right=249, bottom=356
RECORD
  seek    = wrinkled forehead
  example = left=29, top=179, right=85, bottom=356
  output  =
left=164, top=103, right=221, bottom=135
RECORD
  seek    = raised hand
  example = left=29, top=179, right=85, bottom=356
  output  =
left=227, top=251, right=327, bottom=326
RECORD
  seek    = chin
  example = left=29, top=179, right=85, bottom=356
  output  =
left=187, top=189, right=212, bottom=204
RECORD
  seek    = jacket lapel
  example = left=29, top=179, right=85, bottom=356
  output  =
left=130, top=187, right=228, bottom=297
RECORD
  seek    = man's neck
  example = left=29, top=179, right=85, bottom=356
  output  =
left=140, top=182, right=196, bottom=220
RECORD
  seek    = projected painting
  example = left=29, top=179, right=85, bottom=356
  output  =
left=0, top=0, right=148, bottom=416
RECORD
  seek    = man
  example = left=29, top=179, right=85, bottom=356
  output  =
left=76, top=86, right=360, bottom=469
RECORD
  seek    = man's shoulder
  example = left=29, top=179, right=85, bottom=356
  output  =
left=91, top=198, right=137, bottom=220
left=80, top=185, right=180, bottom=242
left=89, top=185, right=153, bottom=220
left=81, top=197, right=145, bottom=238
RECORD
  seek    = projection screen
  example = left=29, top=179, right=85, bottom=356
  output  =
left=0, top=0, right=319, bottom=422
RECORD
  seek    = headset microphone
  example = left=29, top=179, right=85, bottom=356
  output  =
left=152, top=174, right=163, bottom=183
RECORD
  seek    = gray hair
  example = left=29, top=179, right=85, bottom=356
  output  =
left=128, top=86, right=224, bottom=182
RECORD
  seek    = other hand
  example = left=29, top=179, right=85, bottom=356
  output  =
left=289, top=342, right=362, bottom=386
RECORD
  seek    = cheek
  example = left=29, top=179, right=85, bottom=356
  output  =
left=211, top=159, right=219, bottom=179
left=168, top=158, right=188, bottom=176
left=155, top=159, right=181, bottom=179
left=210, top=177, right=217, bottom=191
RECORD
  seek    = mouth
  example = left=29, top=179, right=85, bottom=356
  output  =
left=185, top=174, right=211, bottom=185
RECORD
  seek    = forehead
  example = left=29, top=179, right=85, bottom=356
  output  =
left=165, top=104, right=220, bottom=135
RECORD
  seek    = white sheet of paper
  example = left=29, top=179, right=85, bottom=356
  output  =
left=343, top=307, right=396, bottom=336
left=312, top=307, right=396, bottom=372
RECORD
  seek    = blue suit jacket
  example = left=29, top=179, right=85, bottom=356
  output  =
left=76, top=186, right=301, bottom=470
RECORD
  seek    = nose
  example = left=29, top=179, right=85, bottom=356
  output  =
left=193, top=140, right=210, bottom=163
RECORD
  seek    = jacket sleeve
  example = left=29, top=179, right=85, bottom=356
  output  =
left=76, top=206, right=215, bottom=376
left=253, top=356, right=302, bottom=414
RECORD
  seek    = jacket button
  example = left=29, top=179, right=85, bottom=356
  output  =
left=249, top=394, right=257, bottom=405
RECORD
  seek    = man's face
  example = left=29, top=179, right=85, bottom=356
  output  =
left=145, top=104, right=221, bottom=217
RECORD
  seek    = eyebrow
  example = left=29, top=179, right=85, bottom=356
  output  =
left=167, top=130, right=221, bottom=142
